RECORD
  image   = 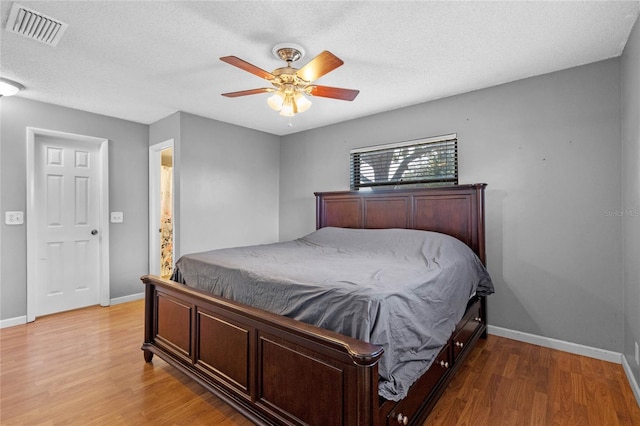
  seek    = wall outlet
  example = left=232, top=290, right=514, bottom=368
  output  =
left=110, top=212, right=124, bottom=223
left=5, top=211, right=24, bottom=225
left=635, top=342, right=639, bottom=366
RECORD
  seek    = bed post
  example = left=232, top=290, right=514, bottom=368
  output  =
left=472, top=184, right=489, bottom=339
left=472, top=183, right=487, bottom=265
left=142, top=278, right=155, bottom=362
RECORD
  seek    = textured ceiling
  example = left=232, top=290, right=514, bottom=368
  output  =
left=1, top=1, right=639, bottom=136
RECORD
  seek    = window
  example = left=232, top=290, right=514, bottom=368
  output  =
left=350, top=134, right=458, bottom=190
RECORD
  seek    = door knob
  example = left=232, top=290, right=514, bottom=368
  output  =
left=91, top=229, right=98, bottom=235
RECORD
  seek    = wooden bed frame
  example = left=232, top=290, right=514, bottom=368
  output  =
left=141, top=183, right=488, bottom=425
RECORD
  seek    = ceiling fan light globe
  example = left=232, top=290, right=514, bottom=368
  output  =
left=267, top=92, right=284, bottom=111
left=294, top=92, right=312, bottom=113
left=279, top=101, right=295, bottom=117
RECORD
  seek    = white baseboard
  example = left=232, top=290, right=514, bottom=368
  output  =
left=622, top=355, right=640, bottom=407
left=488, top=325, right=640, bottom=408
left=487, top=325, right=623, bottom=364
left=1, top=293, right=144, bottom=329
left=0, top=315, right=27, bottom=329
left=110, top=292, right=144, bottom=305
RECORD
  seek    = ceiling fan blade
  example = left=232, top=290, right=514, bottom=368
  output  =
left=308, top=85, right=359, bottom=101
left=221, top=88, right=272, bottom=98
left=220, top=56, right=275, bottom=80
left=296, top=51, right=344, bottom=83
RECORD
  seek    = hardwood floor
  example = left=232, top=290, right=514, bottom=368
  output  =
left=424, top=334, right=640, bottom=425
left=1, top=300, right=639, bottom=425
left=0, top=300, right=252, bottom=426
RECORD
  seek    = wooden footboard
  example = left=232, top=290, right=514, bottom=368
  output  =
left=141, top=275, right=383, bottom=425
left=142, top=275, right=487, bottom=426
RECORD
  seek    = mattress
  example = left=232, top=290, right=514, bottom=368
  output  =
left=173, top=227, right=494, bottom=401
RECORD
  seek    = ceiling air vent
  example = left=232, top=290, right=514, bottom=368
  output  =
left=5, top=3, right=68, bottom=47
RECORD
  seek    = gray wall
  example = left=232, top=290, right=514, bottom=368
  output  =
left=178, top=113, right=280, bottom=255
left=622, top=17, right=640, bottom=382
left=150, top=112, right=281, bottom=259
left=0, top=97, right=149, bottom=319
left=280, top=59, right=624, bottom=352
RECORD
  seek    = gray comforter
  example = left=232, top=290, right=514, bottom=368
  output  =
left=174, top=227, right=494, bottom=401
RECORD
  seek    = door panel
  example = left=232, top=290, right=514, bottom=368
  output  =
left=35, top=136, right=101, bottom=317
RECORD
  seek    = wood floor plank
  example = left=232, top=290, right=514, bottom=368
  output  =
left=529, top=391, right=547, bottom=426
left=2, top=300, right=640, bottom=425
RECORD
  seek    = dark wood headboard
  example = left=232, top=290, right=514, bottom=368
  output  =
left=315, top=184, right=487, bottom=264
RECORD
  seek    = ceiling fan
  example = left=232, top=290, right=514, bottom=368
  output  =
left=220, top=44, right=359, bottom=117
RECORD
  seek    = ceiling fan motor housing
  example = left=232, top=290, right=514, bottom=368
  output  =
left=272, top=43, right=305, bottom=63
left=272, top=67, right=307, bottom=89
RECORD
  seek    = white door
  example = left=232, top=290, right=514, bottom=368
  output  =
left=33, top=135, right=101, bottom=316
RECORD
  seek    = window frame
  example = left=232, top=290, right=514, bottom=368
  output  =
left=349, top=133, right=458, bottom=190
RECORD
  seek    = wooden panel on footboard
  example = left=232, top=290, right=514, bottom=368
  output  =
left=141, top=275, right=383, bottom=426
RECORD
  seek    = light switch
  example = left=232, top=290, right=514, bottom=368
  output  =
left=5, top=211, right=24, bottom=225
left=110, top=212, right=124, bottom=223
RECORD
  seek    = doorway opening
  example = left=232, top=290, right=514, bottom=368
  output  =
left=149, top=140, right=174, bottom=278
left=159, top=148, right=173, bottom=278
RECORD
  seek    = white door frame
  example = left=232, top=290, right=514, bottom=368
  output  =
left=26, top=127, right=110, bottom=322
left=149, top=139, right=174, bottom=275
